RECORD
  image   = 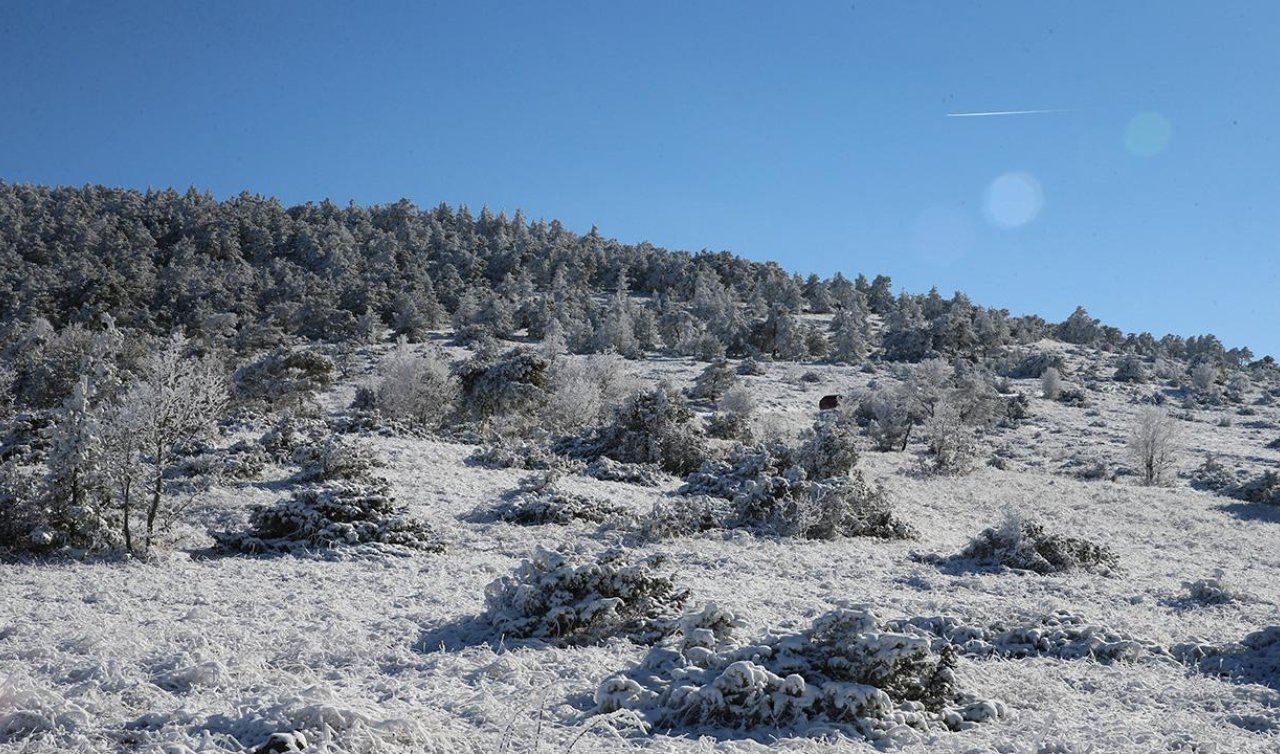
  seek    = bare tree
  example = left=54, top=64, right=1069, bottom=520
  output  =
left=106, top=335, right=228, bottom=554
left=1128, top=407, right=1179, bottom=486
left=1041, top=366, right=1062, bottom=400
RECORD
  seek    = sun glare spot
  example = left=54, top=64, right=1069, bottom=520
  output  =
left=1125, top=111, right=1173, bottom=157
left=983, top=172, right=1044, bottom=228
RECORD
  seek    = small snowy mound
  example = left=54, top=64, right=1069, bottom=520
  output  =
left=481, top=472, right=627, bottom=526
left=594, top=604, right=1004, bottom=742
left=466, top=438, right=574, bottom=471
left=214, top=478, right=444, bottom=554
left=888, top=611, right=1162, bottom=664
left=1175, top=626, right=1280, bottom=690
left=582, top=457, right=663, bottom=487
left=482, top=547, right=691, bottom=646
left=939, top=511, right=1118, bottom=575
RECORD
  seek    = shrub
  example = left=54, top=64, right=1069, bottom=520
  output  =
left=951, top=512, right=1118, bottom=575
left=456, top=348, right=551, bottom=425
left=233, top=348, right=335, bottom=411
left=290, top=436, right=381, bottom=483
left=1127, top=407, right=1179, bottom=486
left=1230, top=470, right=1280, bottom=506
left=859, top=387, right=913, bottom=452
left=588, top=384, right=707, bottom=475
left=467, top=437, right=569, bottom=471
left=921, top=401, right=979, bottom=476
left=639, top=494, right=733, bottom=540
left=687, top=360, right=738, bottom=402
left=583, top=457, right=663, bottom=486
left=736, top=358, right=765, bottom=376
left=1112, top=355, right=1148, bottom=383
left=362, top=337, right=458, bottom=430
left=1179, top=570, right=1249, bottom=606
left=483, top=472, right=627, bottom=526
left=595, top=605, right=1003, bottom=740
left=482, top=547, right=691, bottom=646
left=214, top=477, right=442, bottom=554
left=706, top=385, right=756, bottom=442
left=680, top=442, right=914, bottom=541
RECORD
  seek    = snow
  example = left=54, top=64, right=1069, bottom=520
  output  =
left=2, top=344, right=1280, bottom=752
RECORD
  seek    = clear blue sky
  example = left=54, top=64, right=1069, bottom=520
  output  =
left=2, top=1, right=1276, bottom=356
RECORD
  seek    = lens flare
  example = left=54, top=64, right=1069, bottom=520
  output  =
left=1125, top=111, right=1172, bottom=157
left=983, top=172, right=1044, bottom=228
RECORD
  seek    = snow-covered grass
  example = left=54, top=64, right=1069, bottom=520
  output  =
left=2, top=342, right=1280, bottom=752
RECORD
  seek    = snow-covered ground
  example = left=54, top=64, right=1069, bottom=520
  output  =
left=3, top=343, right=1280, bottom=753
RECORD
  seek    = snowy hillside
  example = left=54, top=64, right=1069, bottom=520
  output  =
left=2, top=331, right=1279, bottom=754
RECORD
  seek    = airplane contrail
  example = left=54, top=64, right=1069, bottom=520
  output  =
left=946, top=108, right=1071, bottom=118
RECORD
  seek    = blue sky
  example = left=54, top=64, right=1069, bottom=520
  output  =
left=2, top=1, right=1276, bottom=356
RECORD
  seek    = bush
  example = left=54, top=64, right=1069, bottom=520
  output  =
left=214, top=477, right=442, bottom=554
left=467, top=437, right=570, bottom=471
left=736, top=358, right=765, bottom=376
left=640, top=494, right=733, bottom=540
left=362, top=337, right=458, bottom=430
left=707, top=385, right=756, bottom=442
left=584, top=384, right=707, bottom=475
left=482, top=547, right=691, bottom=646
left=859, top=387, right=912, bottom=452
left=233, top=348, right=335, bottom=410
left=456, top=348, right=552, bottom=425
left=1128, top=407, right=1179, bottom=486
left=688, top=360, right=738, bottom=402
left=483, top=472, right=627, bottom=526
left=951, top=512, right=1118, bottom=575
left=1112, top=355, right=1148, bottom=383
left=290, top=437, right=381, bottom=483
left=583, top=457, right=663, bottom=486
left=595, top=605, right=1003, bottom=740
left=920, top=401, right=979, bottom=476
left=680, top=442, right=915, bottom=541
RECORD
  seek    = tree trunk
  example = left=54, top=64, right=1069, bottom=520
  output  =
left=145, top=464, right=163, bottom=555
left=122, top=477, right=133, bottom=554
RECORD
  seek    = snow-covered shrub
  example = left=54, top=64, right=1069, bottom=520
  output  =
left=1007, top=351, right=1065, bottom=380
left=482, top=547, right=691, bottom=646
left=467, top=437, right=569, bottom=471
left=1113, top=354, right=1148, bottom=383
left=172, top=439, right=268, bottom=481
left=233, top=348, right=335, bottom=411
left=920, top=401, right=979, bottom=476
left=584, top=384, right=707, bottom=475
left=1128, top=407, right=1179, bottom=486
left=889, top=610, right=1161, bottom=664
left=949, top=511, right=1118, bottom=575
left=1174, top=625, right=1280, bottom=689
left=1189, top=453, right=1241, bottom=493
left=680, top=442, right=914, bottom=541
left=639, top=494, right=733, bottom=540
left=594, top=605, right=1003, bottom=741
left=706, top=385, right=756, bottom=442
left=688, top=360, right=738, bottom=402
left=1056, top=387, right=1089, bottom=407
left=483, top=472, right=627, bottom=526
left=859, top=387, right=913, bottom=452
left=360, top=337, right=458, bottom=430
left=1229, top=470, right=1280, bottom=506
left=736, top=358, right=765, bottom=376
left=793, top=411, right=862, bottom=479
left=583, top=457, right=663, bottom=486
left=1179, top=570, right=1249, bottom=606
left=1189, top=362, right=1219, bottom=394
left=540, top=354, right=641, bottom=434
left=259, top=414, right=330, bottom=463
left=215, top=477, right=442, bottom=554
left=289, top=436, right=380, bottom=483
left=456, top=348, right=551, bottom=426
